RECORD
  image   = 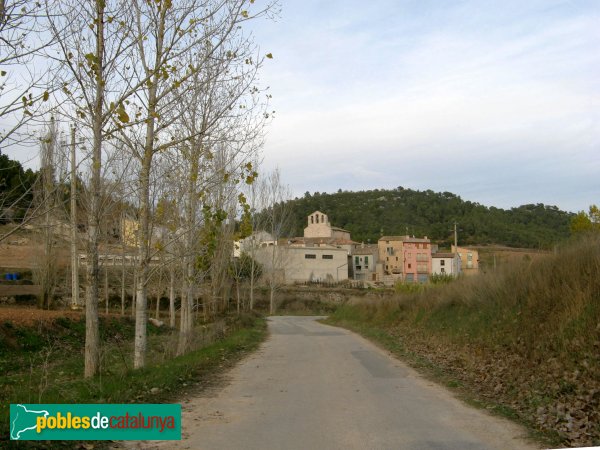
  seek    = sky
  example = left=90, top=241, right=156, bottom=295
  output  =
left=250, top=0, right=600, bottom=212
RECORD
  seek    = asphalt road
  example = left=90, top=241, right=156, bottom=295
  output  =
left=128, top=316, right=538, bottom=450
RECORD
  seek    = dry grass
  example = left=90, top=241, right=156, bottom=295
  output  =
left=330, top=233, right=600, bottom=446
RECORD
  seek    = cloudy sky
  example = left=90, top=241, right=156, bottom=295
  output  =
left=251, top=0, right=599, bottom=212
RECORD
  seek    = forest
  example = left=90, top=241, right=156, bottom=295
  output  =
left=286, top=187, right=574, bottom=248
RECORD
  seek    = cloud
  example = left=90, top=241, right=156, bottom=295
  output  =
left=255, top=1, right=600, bottom=211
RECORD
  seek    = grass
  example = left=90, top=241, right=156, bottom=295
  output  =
left=0, top=312, right=267, bottom=447
left=325, top=233, right=600, bottom=448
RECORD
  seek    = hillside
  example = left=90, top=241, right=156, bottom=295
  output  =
left=286, top=187, right=572, bottom=248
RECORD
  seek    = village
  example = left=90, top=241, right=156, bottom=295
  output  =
left=238, top=211, right=479, bottom=286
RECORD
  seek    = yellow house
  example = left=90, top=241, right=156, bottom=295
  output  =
left=451, top=246, right=479, bottom=275
left=121, top=217, right=139, bottom=247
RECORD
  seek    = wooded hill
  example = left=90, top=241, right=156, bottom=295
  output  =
left=286, top=188, right=573, bottom=248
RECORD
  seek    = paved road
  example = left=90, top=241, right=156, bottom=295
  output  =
left=129, top=316, right=538, bottom=450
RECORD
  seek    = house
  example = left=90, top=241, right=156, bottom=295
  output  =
left=431, top=252, right=461, bottom=277
left=239, top=231, right=276, bottom=254
left=378, top=235, right=432, bottom=283
left=121, top=216, right=139, bottom=247
left=252, top=244, right=348, bottom=284
left=451, top=246, right=479, bottom=275
left=351, top=244, right=378, bottom=281
left=247, top=212, right=355, bottom=284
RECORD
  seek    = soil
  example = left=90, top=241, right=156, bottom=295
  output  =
left=0, top=306, right=94, bottom=327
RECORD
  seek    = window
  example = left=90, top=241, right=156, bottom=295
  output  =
left=311, top=216, right=314, bottom=224
left=321, top=214, right=324, bottom=223
left=441, top=268, right=445, bottom=273
left=467, top=253, right=472, bottom=260
left=440, top=260, right=445, bottom=266
left=356, top=266, right=362, bottom=270
left=408, top=263, right=411, bottom=269
left=322, top=255, right=333, bottom=259
left=396, top=256, right=399, bottom=261
left=386, top=256, right=389, bottom=261
left=364, top=256, right=369, bottom=264
left=316, top=215, right=319, bottom=223
left=305, top=254, right=316, bottom=259
left=355, top=256, right=359, bottom=265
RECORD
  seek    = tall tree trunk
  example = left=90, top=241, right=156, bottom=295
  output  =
left=70, top=126, right=79, bottom=309
left=177, top=153, right=198, bottom=355
left=236, top=281, right=240, bottom=315
left=104, top=260, right=109, bottom=314
left=249, top=256, right=255, bottom=311
left=121, top=252, right=126, bottom=316
left=84, top=0, right=105, bottom=378
left=134, top=155, right=152, bottom=369
left=169, top=264, right=175, bottom=328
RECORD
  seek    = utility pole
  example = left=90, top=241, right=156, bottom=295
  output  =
left=454, top=221, right=458, bottom=249
left=453, top=222, right=459, bottom=276
left=70, top=125, right=79, bottom=309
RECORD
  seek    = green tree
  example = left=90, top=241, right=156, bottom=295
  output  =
left=570, top=205, right=599, bottom=234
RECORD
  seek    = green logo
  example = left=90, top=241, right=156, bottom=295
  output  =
left=10, top=404, right=181, bottom=440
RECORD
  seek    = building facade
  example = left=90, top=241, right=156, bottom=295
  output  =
left=351, top=245, right=378, bottom=281
left=304, top=211, right=351, bottom=241
left=253, top=245, right=348, bottom=284
left=431, top=252, right=461, bottom=277
left=451, top=246, right=479, bottom=275
left=378, top=236, right=432, bottom=283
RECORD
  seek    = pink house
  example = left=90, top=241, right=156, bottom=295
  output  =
left=401, top=237, right=432, bottom=283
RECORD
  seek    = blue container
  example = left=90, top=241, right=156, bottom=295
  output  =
left=12, top=273, right=19, bottom=280
left=3, top=273, right=10, bottom=281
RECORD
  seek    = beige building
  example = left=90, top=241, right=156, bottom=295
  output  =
left=378, top=235, right=432, bottom=283
left=451, top=246, right=479, bottom=275
left=304, top=211, right=351, bottom=241
left=253, top=245, right=348, bottom=284
left=247, top=211, right=355, bottom=284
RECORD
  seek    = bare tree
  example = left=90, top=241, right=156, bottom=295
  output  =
left=48, top=0, right=144, bottom=377
left=32, top=118, right=65, bottom=310
left=119, top=0, right=274, bottom=360
left=260, top=168, right=292, bottom=315
left=0, top=0, right=57, bottom=149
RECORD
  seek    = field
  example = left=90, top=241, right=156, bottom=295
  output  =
left=326, top=234, right=600, bottom=447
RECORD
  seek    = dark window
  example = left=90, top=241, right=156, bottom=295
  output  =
left=365, top=256, right=369, bottom=264
left=322, top=254, right=333, bottom=259
left=440, top=260, right=445, bottom=266
left=408, top=263, right=412, bottom=269
left=305, top=254, right=316, bottom=259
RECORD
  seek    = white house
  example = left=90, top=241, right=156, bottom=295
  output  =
left=431, top=252, right=461, bottom=277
